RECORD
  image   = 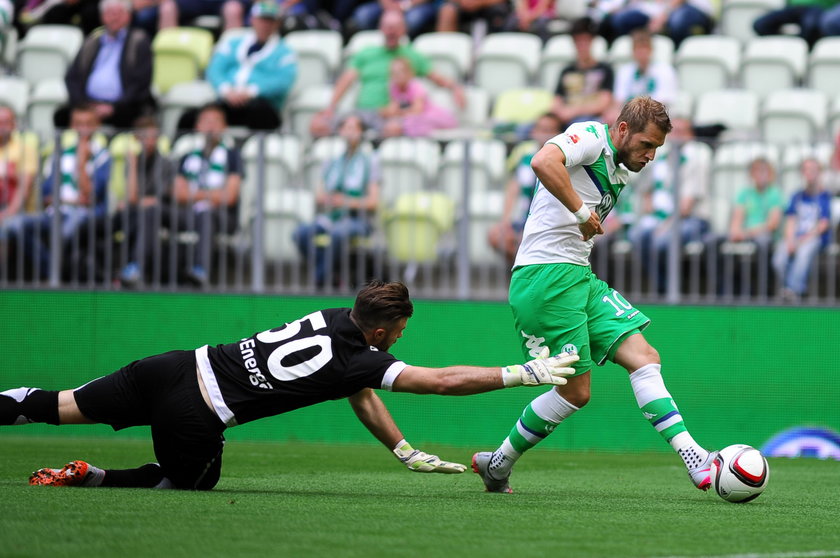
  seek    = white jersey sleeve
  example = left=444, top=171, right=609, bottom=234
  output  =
left=547, top=122, right=607, bottom=169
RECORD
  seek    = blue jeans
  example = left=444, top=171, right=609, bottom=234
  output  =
left=821, top=4, right=840, bottom=36
left=666, top=3, right=713, bottom=46
left=754, top=5, right=824, bottom=45
left=772, top=236, right=823, bottom=295
left=294, top=216, right=372, bottom=286
left=352, top=2, right=440, bottom=36
left=19, top=207, right=94, bottom=280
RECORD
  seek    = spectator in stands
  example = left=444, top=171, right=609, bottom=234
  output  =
left=115, top=116, right=176, bottom=286
left=56, top=0, right=155, bottom=130
left=502, top=0, right=555, bottom=41
left=487, top=112, right=561, bottom=267
left=0, top=0, right=13, bottom=39
left=772, top=158, right=831, bottom=301
left=171, top=103, right=243, bottom=287
left=724, top=157, right=784, bottom=296
left=310, top=9, right=463, bottom=138
left=23, top=0, right=101, bottom=35
left=552, top=17, right=614, bottom=128
left=628, top=116, right=710, bottom=294
left=18, top=104, right=110, bottom=280
left=155, top=0, right=245, bottom=31
left=380, top=57, right=457, bottom=137
left=606, top=27, right=677, bottom=124
left=351, top=0, right=441, bottom=38
left=294, top=114, right=380, bottom=288
left=198, top=1, right=297, bottom=131
left=435, top=0, right=510, bottom=33
left=595, top=0, right=713, bottom=47
left=753, top=0, right=836, bottom=47
left=0, top=105, right=37, bottom=236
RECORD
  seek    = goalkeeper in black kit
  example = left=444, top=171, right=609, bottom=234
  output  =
left=1, top=280, right=578, bottom=490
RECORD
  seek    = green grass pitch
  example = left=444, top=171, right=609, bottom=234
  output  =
left=1, top=435, right=839, bottom=558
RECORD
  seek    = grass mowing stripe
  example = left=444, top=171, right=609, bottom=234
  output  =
left=1, top=435, right=839, bottom=558
left=662, top=553, right=840, bottom=558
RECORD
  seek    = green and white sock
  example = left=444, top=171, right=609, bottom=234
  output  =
left=489, top=389, right=579, bottom=478
left=629, top=364, right=708, bottom=470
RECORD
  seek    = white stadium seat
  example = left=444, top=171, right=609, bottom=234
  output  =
left=412, top=32, right=473, bottom=81
left=0, top=76, right=29, bottom=119
left=377, top=136, right=441, bottom=207
left=741, top=36, right=808, bottom=97
left=16, top=25, right=83, bottom=86
left=608, top=34, right=675, bottom=67
left=761, top=88, right=828, bottom=144
left=26, top=78, right=67, bottom=140
left=694, top=89, right=760, bottom=138
left=808, top=37, right=840, bottom=97
left=438, top=139, right=507, bottom=205
left=159, top=80, right=217, bottom=138
left=675, top=35, right=741, bottom=96
left=720, top=0, right=785, bottom=42
left=474, top=33, right=542, bottom=97
left=284, top=30, right=343, bottom=92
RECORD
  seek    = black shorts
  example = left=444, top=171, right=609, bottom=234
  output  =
left=74, top=350, right=227, bottom=490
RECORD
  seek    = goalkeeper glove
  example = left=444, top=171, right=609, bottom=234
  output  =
left=392, top=440, right=466, bottom=474
left=502, top=347, right=579, bottom=387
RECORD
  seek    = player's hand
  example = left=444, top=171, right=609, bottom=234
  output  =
left=393, top=442, right=467, bottom=473
left=502, top=347, right=579, bottom=387
left=579, top=212, right=604, bottom=242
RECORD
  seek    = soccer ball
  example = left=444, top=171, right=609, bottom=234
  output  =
left=710, top=444, right=769, bottom=503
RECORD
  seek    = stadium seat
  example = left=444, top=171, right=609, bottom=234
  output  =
left=0, top=76, right=29, bottom=119
left=779, top=142, right=834, bottom=196
left=16, top=24, right=83, bottom=85
left=383, top=191, right=455, bottom=264
left=760, top=88, right=828, bottom=145
left=741, top=36, right=808, bottom=97
left=720, top=0, right=785, bottom=42
left=159, top=80, right=217, bottom=139
left=466, top=189, right=505, bottom=265
left=1, top=26, right=18, bottom=70
left=694, top=89, right=759, bottom=139
left=343, top=30, right=384, bottom=61
left=710, top=141, right=781, bottom=235
left=284, top=83, right=358, bottom=140
left=675, top=36, right=741, bottom=96
left=608, top=34, right=675, bottom=67
left=438, top=139, right=507, bottom=205
left=152, top=27, right=214, bottom=94
left=830, top=96, right=840, bottom=139
left=108, top=132, right=171, bottom=214
left=284, top=30, right=343, bottom=92
left=241, top=133, right=303, bottom=194
left=262, top=188, right=316, bottom=263
left=412, top=32, right=472, bottom=81
left=474, top=33, right=542, bottom=98
left=26, top=78, right=68, bottom=140
left=671, top=90, right=693, bottom=119
left=538, top=34, right=608, bottom=90
left=808, top=37, right=840, bottom=98
left=378, top=136, right=441, bottom=207
left=491, top=88, right=553, bottom=125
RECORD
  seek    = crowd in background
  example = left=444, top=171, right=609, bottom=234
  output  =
left=1, top=0, right=840, bottom=300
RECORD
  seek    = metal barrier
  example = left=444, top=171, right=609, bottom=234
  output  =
left=1, top=130, right=838, bottom=305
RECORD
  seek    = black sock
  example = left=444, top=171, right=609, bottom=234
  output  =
left=101, top=463, right=165, bottom=488
left=0, top=388, right=60, bottom=425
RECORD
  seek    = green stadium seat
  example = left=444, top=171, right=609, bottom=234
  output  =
left=152, top=27, right=214, bottom=95
left=491, top=88, right=553, bottom=125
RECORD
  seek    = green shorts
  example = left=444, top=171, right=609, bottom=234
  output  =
left=509, top=263, right=650, bottom=375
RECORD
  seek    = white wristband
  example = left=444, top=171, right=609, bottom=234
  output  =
left=573, top=204, right=592, bottom=224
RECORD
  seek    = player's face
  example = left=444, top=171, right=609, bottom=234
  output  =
left=374, top=317, right=408, bottom=351
left=614, top=121, right=666, bottom=172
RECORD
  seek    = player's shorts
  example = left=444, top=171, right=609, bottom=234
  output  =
left=509, top=263, right=650, bottom=375
left=73, top=350, right=226, bottom=490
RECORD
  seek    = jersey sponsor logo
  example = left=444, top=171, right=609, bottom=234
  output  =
left=568, top=134, right=580, bottom=144
left=238, top=338, right=273, bottom=390
left=521, top=330, right=547, bottom=358
left=585, top=124, right=600, bottom=138
left=594, top=191, right=615, bottom=220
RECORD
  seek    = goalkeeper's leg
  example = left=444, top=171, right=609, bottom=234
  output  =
left=473, top=374, right=588, bottom=493
left=615, top=333, right=714, bottom=491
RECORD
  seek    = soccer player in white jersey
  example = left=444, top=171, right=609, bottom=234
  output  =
left=1, top=281, right=578, bottom=490
left=472, top=97, right=717, bottom=494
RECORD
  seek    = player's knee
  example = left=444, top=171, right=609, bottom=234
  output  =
left=557, top=383, right=590, bottom=408
left=642, top=345, right=661, bottom=365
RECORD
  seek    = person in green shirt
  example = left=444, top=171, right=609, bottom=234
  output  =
left=310, top=9, right=464, bottom=138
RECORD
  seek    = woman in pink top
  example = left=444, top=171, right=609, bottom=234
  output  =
left=380, top=58, right=458, bottom=138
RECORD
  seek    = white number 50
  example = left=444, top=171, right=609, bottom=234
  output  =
left=255, top=311, right=333, bottom=382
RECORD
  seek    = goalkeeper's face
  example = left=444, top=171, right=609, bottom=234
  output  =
left=373, top=318, right=409, bottom=351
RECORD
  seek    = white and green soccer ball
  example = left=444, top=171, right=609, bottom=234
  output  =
left=710, top=444, right=769, bottom=503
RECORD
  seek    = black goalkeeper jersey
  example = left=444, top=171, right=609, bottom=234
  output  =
left=195, top=308, right=407, bottom=426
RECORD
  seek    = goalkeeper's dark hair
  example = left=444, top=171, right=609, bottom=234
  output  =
left=616, top=96, right=672, bottom=136
left=352, top=280, right=414, bottom=332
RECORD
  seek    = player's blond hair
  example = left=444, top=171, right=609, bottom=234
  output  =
left=617, top=97, right=672, bottom=136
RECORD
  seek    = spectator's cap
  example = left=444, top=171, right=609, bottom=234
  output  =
left=251, top=1, right=281, bottom=20
left=570, top=17, right=597, bottom=37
